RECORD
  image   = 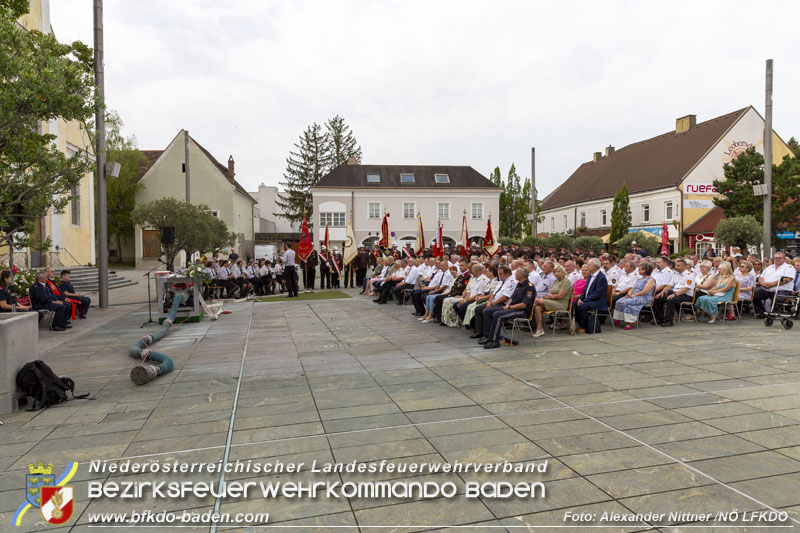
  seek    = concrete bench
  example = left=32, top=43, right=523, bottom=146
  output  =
left=0, top=312, right=38, bottom=414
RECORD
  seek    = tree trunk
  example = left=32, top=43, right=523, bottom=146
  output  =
left=116, top=233, right=123, bottom=263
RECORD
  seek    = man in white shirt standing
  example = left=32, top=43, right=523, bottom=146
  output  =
left=753, top=252, right=797, bottom=317
left=282, top=243, right=298, bottom=297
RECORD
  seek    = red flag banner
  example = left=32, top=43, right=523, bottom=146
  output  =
left=298, top=216, right=313, bottom=261
left=379, top=213, right=390, bottom=248
left=433, top=223, right=444, bottom=258
left=483, top=218, right=499, bottom=257
left=460, top=212, right=469, bottom=256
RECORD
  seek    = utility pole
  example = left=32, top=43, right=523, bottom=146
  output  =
left=764, top=59, right=773, bottom=257
left=531, top=147, right=537, bottom=237
left=184, top=130, right=190, bottom=202
left=94, top=0, right=108, bottom=308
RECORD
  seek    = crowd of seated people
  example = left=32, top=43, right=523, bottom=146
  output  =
left=197, top=257, right=287, bottom=298
left=1, top=268, right=92, bottom=332
left=358, top=245, right=800, bottom=348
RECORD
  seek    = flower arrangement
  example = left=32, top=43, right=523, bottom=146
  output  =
left=0, top=262, right=37, bottom=297
left=187, top=263, right=211, bottom=286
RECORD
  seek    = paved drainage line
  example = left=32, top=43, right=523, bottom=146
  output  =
left=209, top=301, right=254, bottom=533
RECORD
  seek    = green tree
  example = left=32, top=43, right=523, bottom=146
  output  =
left=133, top=198, right=235, bottom=271
left=276, top=123, right=330, bottom=227
left=787, top=137, right=800, bottom=158
left=325, top=115, right=361, bottom=168
left=88, top=110, right=146, bottom=262
left=713, top=147, right=765, bottom=223
left=773, top=154, right=800, bottom=232
left=544, top=233, right=573, bottom=252
left=0, top=4, right=95, bottom=256
left=574, top=236, right=605, bottom=254
left=610, top=183, right=632, bottom=243
left=714, top=216, right=762, bottom=254
left=494, top=164, right=533, bottom=239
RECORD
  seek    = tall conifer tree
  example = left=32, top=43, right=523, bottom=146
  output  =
left=325, top=115, right=362, bottom=168
left=275, top=123, right=330, bottom=226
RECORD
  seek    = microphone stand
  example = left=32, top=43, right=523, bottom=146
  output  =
left=141, top=260, right=168, bottom=328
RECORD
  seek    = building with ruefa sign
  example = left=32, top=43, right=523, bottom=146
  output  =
left=539, top=106, right=793, bottom=254
left=310, top=161, right=501, bottom=252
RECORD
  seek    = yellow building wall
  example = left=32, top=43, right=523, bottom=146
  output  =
left=12, top=0, right=96, bottom=268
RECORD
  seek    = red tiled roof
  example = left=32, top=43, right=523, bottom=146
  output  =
left=684, top=206, right=725, bottom=233
left=140, top=150, right=163, bottom=175
left=541, top=107, right=749, bottom=210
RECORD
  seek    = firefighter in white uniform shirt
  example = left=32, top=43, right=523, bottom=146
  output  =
left=601, top=256, right=623, bottom=287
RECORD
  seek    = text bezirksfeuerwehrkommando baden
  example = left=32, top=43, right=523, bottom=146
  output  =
left=87, top=459, right=549, bottom=501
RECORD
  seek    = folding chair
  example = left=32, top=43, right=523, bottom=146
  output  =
left=677, top=290, right=698, bottom=324
left=509, top=306, right=537, bottom=346
left=716, top=281, right=741, bottom=326
left=589, top=285, right=615, bottom=333
left=636, top=286, right=659, bottom=328
left=544, top=292, right=573, bottom=338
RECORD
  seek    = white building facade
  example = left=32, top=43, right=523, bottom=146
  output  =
left=311, top=163, right=501, bottom=251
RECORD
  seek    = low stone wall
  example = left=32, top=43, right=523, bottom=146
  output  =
left=0, top=312, right=37, bottom=414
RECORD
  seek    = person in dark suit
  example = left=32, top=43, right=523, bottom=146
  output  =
left=59, top=270, right=90, bottom=318
left=574, top=258, right=609, bottom=333
left=29, top=272, right=71, bottom=330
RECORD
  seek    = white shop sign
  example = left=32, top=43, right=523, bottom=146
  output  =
left=684, top=199, right=714, bottom=209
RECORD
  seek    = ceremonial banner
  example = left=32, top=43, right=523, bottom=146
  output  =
left=460, top=212, right=470, bottom=256
left=415, top=213, right=425, bottom=255
left=379, top=213, right=390, bottom=248
left=298, top=216, right=313, bottom=261
left=433, top=222, right=444, bottom=258
left=483, top=217, right=499, bottom=256
left=343, top=216, right=357, bottom=265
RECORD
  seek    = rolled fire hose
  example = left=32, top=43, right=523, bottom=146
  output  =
left=129, top=294, right=181, bottom=385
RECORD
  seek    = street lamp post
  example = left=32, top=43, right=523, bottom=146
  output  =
left=94, top=0, right=108, bottom=308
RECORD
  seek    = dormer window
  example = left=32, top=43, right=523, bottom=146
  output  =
left=366, top=173, right=381, bottom=183
left=400, top=173, right=415, bottom=183
left=434, top=174, right=450, bottom=184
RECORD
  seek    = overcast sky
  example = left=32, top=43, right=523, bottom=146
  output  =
left=50, top=0, right=799, bottom=197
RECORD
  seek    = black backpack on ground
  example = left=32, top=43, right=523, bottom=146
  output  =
left=16, top=360, right=91, bottom=410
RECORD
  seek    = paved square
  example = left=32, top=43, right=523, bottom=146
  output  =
left=2, top=293, right=800, bottom=531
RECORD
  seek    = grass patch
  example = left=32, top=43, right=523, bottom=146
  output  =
left=256, top=290, right=351, bottom=303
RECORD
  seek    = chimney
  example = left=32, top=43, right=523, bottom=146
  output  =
left=593, top=152, right=602, bottom=163
left=227, top=156, right=235, bottom=181
left=675, top=114, right=696, bottom=134
left=347, top=156, right=357, bottom=165
left=605, top=145, right=615, bottom=157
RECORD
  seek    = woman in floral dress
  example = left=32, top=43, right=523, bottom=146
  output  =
left=613, top=262, right=656, bottom=330
left=695, top=262, right=736, bottom=323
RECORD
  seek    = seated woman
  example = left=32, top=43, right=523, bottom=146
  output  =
left=695, top=262, right=736, bottom=324
left=730, top=260, right=756, bottom=318
left=572, top=264, right=589, bottom=304
left=532, top=264, right=572, bottom=337
left=0, top=270, right=38, bottom=316
left=440, top=265, right=476, bottom=326
left=613, top=262, right=656, bottom=330
left=463, top=265, right=498, bottom=330
left=682, top=260, right=716, bottom=322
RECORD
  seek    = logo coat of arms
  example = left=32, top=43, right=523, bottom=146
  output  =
left=13, top=462, right=78, bottom=527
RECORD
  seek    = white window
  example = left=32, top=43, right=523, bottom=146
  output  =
left=665, top=201, right=673, bottom=220
left=642, top=204, right=650, bottom=223
left=601, top=210, right=607, bottom=226
left=403, top=202, right=415, bottom=219
left=320, top=212, right=346, bottom=227
left=437, top=202, right=450, bottom=220
left=580, top=212, right=586, bottom=226
left=471, top=202, right=483, bottom=220
left=400, top=173, right=415, bottom=184
left=563, top=214, right=568, bottom=229
left=366, top=174, right=380, bottom=183
left=70, top=184, right=80, bottom=226
left=434, top=174, right=450, bottom=184
left=550, top=217, right=554, bottom=230
left=205, top=209, right=219, bottom=218
left=368, top=202, right=380, bottom=220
